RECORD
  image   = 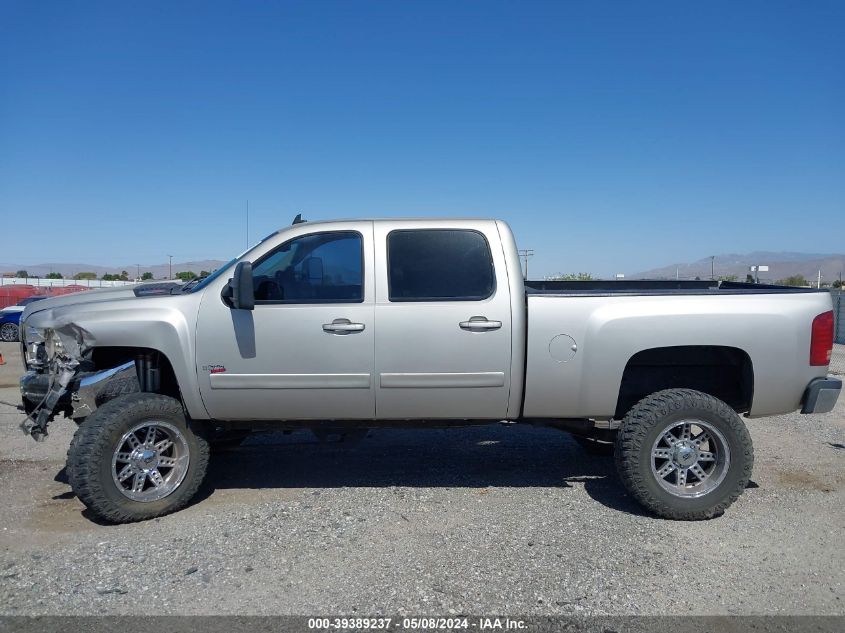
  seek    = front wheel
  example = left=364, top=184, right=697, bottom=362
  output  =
left=0, top=322, right=18, bottom=342
left=615, top=389, right=754, bottom=520
left=67, top=393, right=209, bottom=523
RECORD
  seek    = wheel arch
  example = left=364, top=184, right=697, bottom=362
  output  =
left=88, top=345, right=206, bottom=419
left=615, top=345, right=754, bottom=419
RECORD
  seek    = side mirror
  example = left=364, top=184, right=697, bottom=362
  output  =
left=224, top=261, right=254, bottom=310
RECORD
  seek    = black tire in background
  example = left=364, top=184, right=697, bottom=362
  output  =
left=0, top=322, right=18, bottom=342
left=67, top=393, right=209, bottom=524
left=615, top=388, right=754, bottom=520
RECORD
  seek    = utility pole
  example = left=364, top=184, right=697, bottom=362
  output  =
left=517, top=249, right=534, bottom=280
left=710, top=256, right=715, bottom=280
left=818, top=269, right=822, bottom=289
left=168, top=255, right=173, bottom=280
left=136, top=264, right=140, bottom=281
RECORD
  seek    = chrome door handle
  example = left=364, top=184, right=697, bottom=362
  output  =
left=459, top=317, right=502, bottom=331
left=322, top=318, right=365, bottom=334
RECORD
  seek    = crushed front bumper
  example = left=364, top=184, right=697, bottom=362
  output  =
left=801, top=377, right=842, bottom=414
left=20, top=371, right=74, bottom=416
left=20, top=361, right=138, bottom=439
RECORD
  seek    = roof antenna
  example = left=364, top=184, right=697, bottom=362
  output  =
left=292, top=213, right=306, bottom=225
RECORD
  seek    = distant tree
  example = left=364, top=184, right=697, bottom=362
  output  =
left=45, top=272, right=63, bottom=279
left=833, top=279, right=843, bottom=289
left=119, top=270, right=129, bottom=281
left=16, top=270, right=29, bottom=278
left=175, top=271, right=198, bottom=281
left=74, top=272, right=97, bottom=280
left=199, top=270, right=211, bottom=277
left=101, top=273, right=121, bottom=281
left=547, top=272, right=594, bottom=281
left=776, top=274, right=809, bottom=287
left=141, top=272, right=154, bottom=280
left=694, top=276, right=701, bottom=281
left=716, top=275, right=738, bottom=282
left=745, top=274, right=755, bottom=283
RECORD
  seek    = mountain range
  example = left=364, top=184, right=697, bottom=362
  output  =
left=3, top=251, right=845, bottom=284
left=633, top=252, right=845, bottom=283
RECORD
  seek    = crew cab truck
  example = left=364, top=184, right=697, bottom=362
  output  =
left=18, top=218, right=841, bottom=524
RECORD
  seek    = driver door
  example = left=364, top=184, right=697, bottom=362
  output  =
left=195, top=222, right=375, bottom=421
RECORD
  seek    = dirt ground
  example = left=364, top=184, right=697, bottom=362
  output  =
left=0, top=340, right=844, bottom=616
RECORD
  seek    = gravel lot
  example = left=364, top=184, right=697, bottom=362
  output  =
left=0, top=340, right=844, bottom=616
left=830, top=343, right=845, bottom=376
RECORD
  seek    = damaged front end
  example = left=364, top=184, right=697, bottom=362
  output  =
left=19, top=321, right=140, bottom=440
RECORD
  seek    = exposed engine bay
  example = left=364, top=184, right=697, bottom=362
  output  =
left=19, top=321, right=144, bottom=440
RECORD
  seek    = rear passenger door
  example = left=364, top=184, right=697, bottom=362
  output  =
left=373, top=221, right=513, bottom=419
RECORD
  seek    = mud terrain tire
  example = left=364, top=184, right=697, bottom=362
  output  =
left=67, top=393, right=209, bottom=523
left=615, top=389, right=753, bottom=520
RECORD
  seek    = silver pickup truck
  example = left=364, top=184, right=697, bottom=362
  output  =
left=18, top=217, right=841, bottom=524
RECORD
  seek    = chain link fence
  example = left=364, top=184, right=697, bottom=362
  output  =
left=831, top=290, right=844, bottom=376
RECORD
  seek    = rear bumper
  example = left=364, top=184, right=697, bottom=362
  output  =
left=801, top=377, right=842, bottom=414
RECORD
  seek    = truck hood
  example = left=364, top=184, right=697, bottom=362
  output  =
left=22, top=281, right=202, bottom=367
left=21, top=283, right=183, bottom=323
left=21, top=286, right=137, bottom=322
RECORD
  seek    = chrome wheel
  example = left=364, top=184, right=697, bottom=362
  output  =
left=650, top=419, right=730, bottom=498
left=111, top=420, right=190, bottom=502
left=0, top=322, right=18, bottom=342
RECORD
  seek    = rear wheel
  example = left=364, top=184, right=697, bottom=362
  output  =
left=67, top=393, right=209, bottom=523
left=615, top=388, right=753, bottom=520
left=0, top=322, right=18, bottom=342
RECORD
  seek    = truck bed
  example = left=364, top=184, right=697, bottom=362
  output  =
left=520, top=279, right=833, bottom=420
left=525, top=279, right=826, bottom=296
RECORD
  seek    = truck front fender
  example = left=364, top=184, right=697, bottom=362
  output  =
left=25, top=295, right=209, bottom=421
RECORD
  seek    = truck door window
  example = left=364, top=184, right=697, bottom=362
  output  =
left=387, top=229, right=495, bottom=301
left=252, top=231, right=363, bottom=303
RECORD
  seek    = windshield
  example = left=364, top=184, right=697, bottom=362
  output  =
left=185, top=259, right=237, bottom=293
left=185, top=231, right=282, bottom=294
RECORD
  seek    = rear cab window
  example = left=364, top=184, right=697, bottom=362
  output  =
left=387, top=229, right=495, bottom=301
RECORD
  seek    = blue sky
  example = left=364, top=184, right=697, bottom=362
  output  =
left=1, top=1, right=842, bottom=277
